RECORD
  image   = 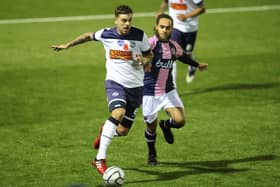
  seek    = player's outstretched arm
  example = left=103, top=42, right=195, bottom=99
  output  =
left=197, top=63, right=208, bottom=71
left=177, top=3, right=205, bottom=21
left=156, top=0, right=168, bottom=17
left=51, top=32, right=93, bottom=52
left=178, top=52, right=208, bottom=71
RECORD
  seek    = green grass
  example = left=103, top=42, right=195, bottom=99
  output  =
left=0, top=0, right=280, bottom=187
left=0, top=0, right=279, bottom=19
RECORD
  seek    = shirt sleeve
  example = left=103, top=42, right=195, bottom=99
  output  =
left=93, top=29, right=105, bottom=41
left=148, top=36, right=158, bottom=50
left=170, top=40, right=184, bottom=58
left=141, top=33, right=152, bottom=54
left=193, top=0, right=203, bottom=5
left=171, top=40, right=199, bottom=67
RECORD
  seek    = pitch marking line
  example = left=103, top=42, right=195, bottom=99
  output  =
left=0, top=5, right=279, bottom=24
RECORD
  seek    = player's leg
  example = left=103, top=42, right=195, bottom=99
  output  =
left=143, top=95, right=163, bottom=165
left=94, top=83, right=143, bottom=148
left=96, top=107, right=125, bottom=159
left=93, top=108, right=130, bottom=150
left=93, top=103, right=126, bottom=149
left=165, top=107, right=185, bottom=128
left=93, top=80, right=127, bottom=174
left=116, top=85, right=143, bottom=136
left=116, top=100, right=139, bottom=136
left=93, top=107, right=125, bottom=174
left=160, top=106, right=185, bottom=145
left=159, top=120, right=175, bottom=144
left=145, top=119, right=158, bottom=165
left=93, top=125, right=103, bottom=149
left=185, top=31, right=197, bottom=83
left=93, top=80, right=127, bottom=149
left=160, top=90, right=185, bottom=144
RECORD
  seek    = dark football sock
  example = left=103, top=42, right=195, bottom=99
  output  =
left=165, top=119, right=181, bottom=129
left=145, top=129, right=156, bottom=155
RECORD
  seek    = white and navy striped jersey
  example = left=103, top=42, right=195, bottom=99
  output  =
left=167, top=0, right=203, bottom=32
left=143, top=36, right=184, bottom=96
left=93, top=27, right=151, bottom=88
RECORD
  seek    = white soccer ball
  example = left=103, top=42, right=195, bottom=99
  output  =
left=103, top=166, right=125, bottom=187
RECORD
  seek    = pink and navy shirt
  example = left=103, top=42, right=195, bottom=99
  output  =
left=143, top=36, right=184, bottom=96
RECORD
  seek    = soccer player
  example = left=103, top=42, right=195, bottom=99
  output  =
left=52, top=5, right=153, bottom=174
left=157, top=0, right=206, bottom=84
left=143, top=13, right=208, bottom=165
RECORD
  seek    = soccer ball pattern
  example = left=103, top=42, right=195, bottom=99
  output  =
left=103, top=166, right=125, bottom=187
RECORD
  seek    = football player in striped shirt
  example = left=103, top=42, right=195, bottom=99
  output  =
left=143, top=13, right=207, bottom=165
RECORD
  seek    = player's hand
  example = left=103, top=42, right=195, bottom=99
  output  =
left=144, top=63, right=152, bottom=72
left=198, top=63, right=208, bottom=71
left=51, top=44, right=68, bottom=52
left=177, top=14, right=187, bottom=21
left=135, top=54, right=144, bottom=65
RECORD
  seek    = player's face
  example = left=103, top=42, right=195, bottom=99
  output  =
left=155, top=18, right=173, bottom=41
left=115, top=14, right=133, bottom=35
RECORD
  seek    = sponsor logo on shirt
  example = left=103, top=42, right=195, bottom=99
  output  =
left=117, top=40, right=125, bottom=46
left=170, top=3, right=187, bottom=10
left=117, top=40, right=129, bottom=51
left=123, top=44, right=129, bottom=51
left=155, top=59, right=174, bottom=69
left=110, top=50, right=133, bottom=60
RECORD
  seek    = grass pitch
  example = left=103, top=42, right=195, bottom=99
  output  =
left=0, top=0, right=279, bottom=186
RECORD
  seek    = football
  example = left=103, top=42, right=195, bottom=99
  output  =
left=103, top=166, right=125, bottom=187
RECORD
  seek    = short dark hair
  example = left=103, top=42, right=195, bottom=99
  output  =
left=156, top=13, right=173, bottom=26
left=115, top=5, right=133, bottom=17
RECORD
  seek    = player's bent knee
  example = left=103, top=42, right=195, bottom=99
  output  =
left=116, top=116, right=134, bottom=136
left=117, top=126, right=130, bottom=136
left=109, top=100, right=126, bottom=120
left=174, top=119, right=186, bottom=128
left=111, top=108, right=126, bottom=121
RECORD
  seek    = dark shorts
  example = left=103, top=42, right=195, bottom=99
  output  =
left=105, top=80, right=143, bottom=114
left=171, top=29, right=197, bottom=53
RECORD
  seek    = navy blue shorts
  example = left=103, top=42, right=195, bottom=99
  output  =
left=105, top=80, right=143, bottom=114
left=171, top=29, right=197, bottom=53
